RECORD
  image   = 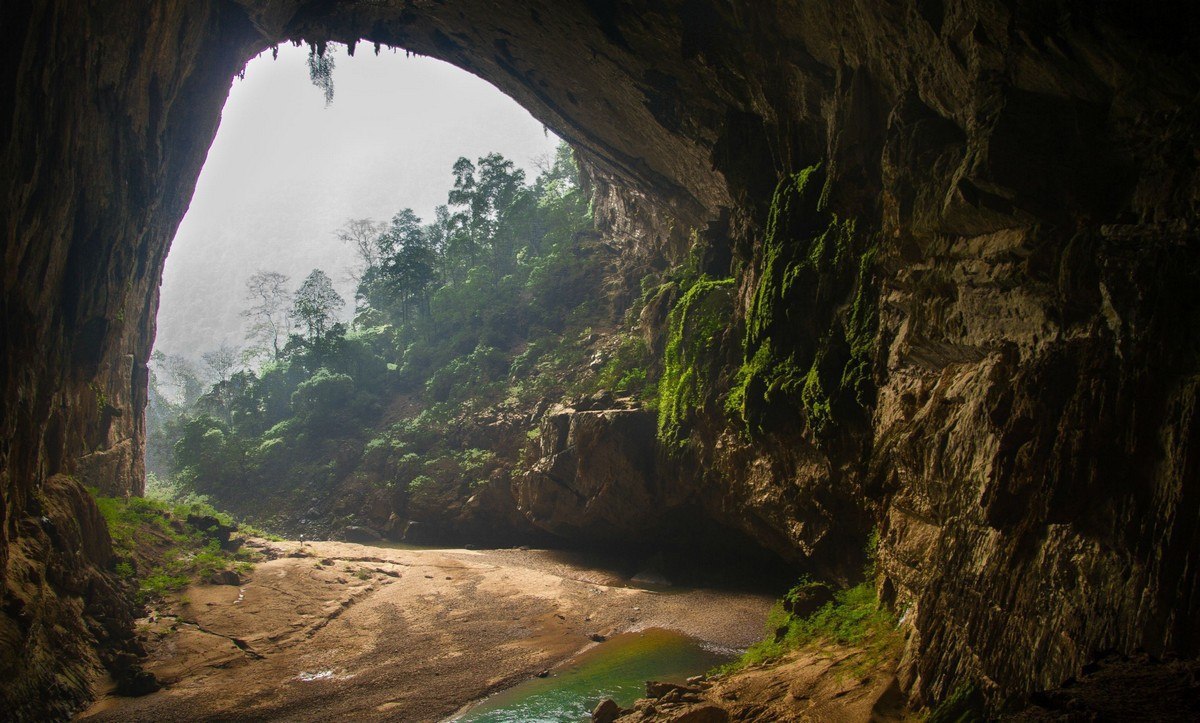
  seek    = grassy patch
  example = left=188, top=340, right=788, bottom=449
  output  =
left=716, top=533, right=899, bottom=678
left=716, top=579, right=902, bottom=677
left=594, top=335, right=657, bottom=402
left=91, top=491, right=261, bottom=603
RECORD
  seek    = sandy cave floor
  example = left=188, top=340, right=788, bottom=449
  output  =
left=78, top=539, right=774, bottom=722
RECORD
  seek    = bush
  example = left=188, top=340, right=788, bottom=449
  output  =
left=715, top=579, right=901, bottom=676
left=291, top=368, right=355, bottom=431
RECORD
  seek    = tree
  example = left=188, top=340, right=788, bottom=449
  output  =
left=446, top=157, right=481, bottom=273
left=201, top=344, right=241, bottom=385
left=336, top=218, right=385, bottom=283
left=291, top=269, right=344, bottom=342
left=199, top=344, right=242, bottom=423
left=445, top=153, right=527, bottom=277
left=152, top=350, right=205, bottom=406
left=243, top=270, right=292, bottom=359
left=361, top=209, right=438, bottom=322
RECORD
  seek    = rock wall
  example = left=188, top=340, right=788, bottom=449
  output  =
left=2, top=0, right=1197, bottom=715
left=0, top=1, right=261, bottom=715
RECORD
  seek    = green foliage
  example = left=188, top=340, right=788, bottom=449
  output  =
left=716, top=579, right=901, bottom=676
left=148, top=143, right=596, bottom=526
left=291, top=368, right=355, bottom=431
left=657, top=277, right=735, bottom=448
left=454, top=448, right=495, bottom=476
left=716, top=529, right=898, bottom=678
left=424, top=345, right=506, bottom=404
left=729, top=164, right=879, bottom=440
left=91, top=491, right=259, bottom=603
left=291, top=268, right=344, bottom=343
left=594, top=335, right=657, bottom=400
left=407, top=474, right=435, bottom=496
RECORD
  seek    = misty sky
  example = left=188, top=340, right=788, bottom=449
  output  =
left=155, top=44, right=561, bottom=361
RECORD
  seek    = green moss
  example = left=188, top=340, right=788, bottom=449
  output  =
left=841, top=246, right=880, bottom=408
left=729, top=164, right=880, bottom=440
left=715, top=578, right=901, bottom=677
left=800, top=350, right=834, bottom=436
left=657, top=277, right=735, bottom=448
left=88, top=382, right=108, bottom=413
left=89, top=490, right=259, bottom=603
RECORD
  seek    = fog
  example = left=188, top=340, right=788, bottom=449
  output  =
left=155, top=43, right=561, bottom=361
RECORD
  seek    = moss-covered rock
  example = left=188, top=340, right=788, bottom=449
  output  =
left=656, top=277, right=735, bottom=448
left=728, top=165, right=879, bottom=441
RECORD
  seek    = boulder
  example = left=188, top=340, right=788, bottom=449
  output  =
left=515, top=409, right=663, bottom=544
left=592, top=698, right=622, bottom=723
left=187, top=514, right=236, bottom=545
left=208, top=569, right=241, bottom=586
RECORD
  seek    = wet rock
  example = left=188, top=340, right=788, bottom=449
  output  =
left=592, top=698, right=622, bottom=723
left=646, top=681, right=700, bottom=699
left=588, top=633, right=607, bottom=642
left=186, top=514, right=236, bottom=544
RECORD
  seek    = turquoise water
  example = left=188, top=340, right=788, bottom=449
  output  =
left=452, top=628, right=732, bottom=723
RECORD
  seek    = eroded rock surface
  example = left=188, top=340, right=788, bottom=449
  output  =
left=519, top=405, right=661, bottom=542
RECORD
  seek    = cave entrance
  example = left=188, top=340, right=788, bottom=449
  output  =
left=142, top=42, right=795, bottom=591
left=145, top=42, right=565, bottom=529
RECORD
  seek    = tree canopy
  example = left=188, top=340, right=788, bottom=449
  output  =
left=147, top=143, right=606, bottom=526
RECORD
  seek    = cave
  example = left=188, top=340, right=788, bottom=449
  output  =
left=2, top=0, right=1199, bottom=719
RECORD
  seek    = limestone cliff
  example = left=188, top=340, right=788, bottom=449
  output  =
left=2, top=0, right=1198, bottom=717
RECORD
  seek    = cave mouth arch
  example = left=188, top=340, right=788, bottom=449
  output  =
left=153, top=41, right=563, bottom=377
left=147, top=34, right=801, bottom=583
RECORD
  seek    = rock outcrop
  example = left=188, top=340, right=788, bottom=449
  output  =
left=2, top=0, right=1198, bottom=717
left=518, top=405, right=662, bottom=543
